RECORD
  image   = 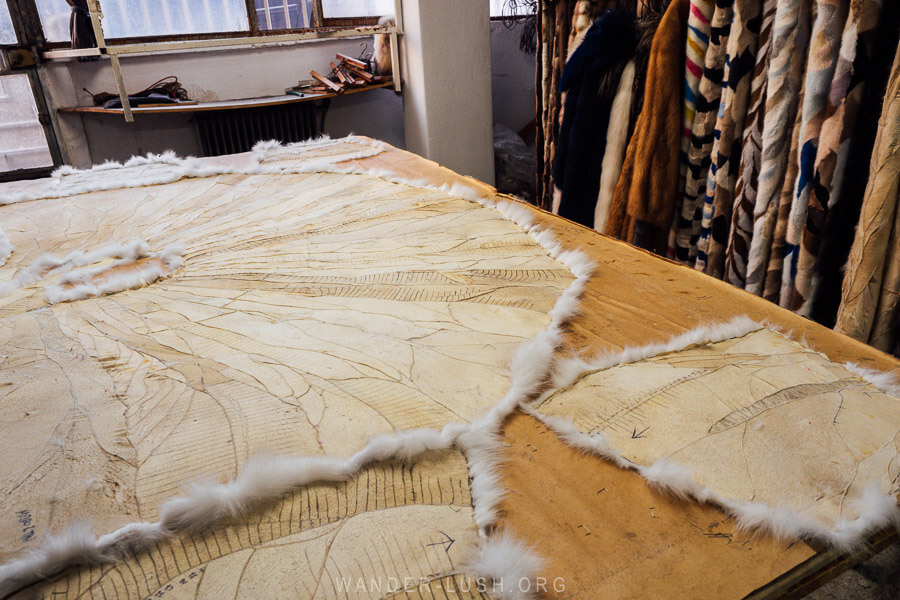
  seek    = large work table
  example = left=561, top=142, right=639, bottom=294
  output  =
left=0, top=138, right=896, bottom=600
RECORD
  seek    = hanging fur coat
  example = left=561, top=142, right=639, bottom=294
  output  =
left=553, top=9, right=637, bottom=228
left=697, top=0, right=768, bottom=279
left=724, top=0, right=778, bottom=287
left=673, top=0, right=734, bottom=266
left=606, top=0, right=690, bottom=251
left=809, top=0, right=899, bottom=327
left=743, top=0, right=811, bottom=295
left=835, top=44, right=900, bottom=353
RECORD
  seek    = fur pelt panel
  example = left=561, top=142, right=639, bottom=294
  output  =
left=0, top=137, right=595, bottom=596
left=533, top=319, right=900, bottom=551
left=527, top=404, right=900, bottom=553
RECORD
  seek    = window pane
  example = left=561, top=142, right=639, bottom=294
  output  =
left=321, top=0, right=393, bottom=19
left=255, top=0, right=313, bottom=30
left=36, top=0, right=251, bottom=42
left=99, top=0, right=249, bottom=38
left=0, top=1, right=16, bottom=45
left=0, top=74, right=53, bottom=172
left=35, top=0, right=71, bottom=43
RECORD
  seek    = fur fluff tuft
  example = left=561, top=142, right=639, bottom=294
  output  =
left=0, top=226, right=12, bottom=267
left=0, top=522, right=108, bottom=598
left=638, top=459, right=715, bottom=503
left=466, top=531, right=545, bottom=600
left=159, top=454, right=350, bottom=532
left=843, top=363, right=900, bottom=397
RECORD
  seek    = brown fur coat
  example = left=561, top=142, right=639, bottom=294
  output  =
left=606, top=0, right=689, bottom=250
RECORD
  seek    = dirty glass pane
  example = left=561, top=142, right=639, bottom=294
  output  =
left=0, top=0, right=17, bottom=44
left=0, top=74, right=53, bottom=172
left=321, top=0, right=393, bottom=19
left=99, top=0, right=249, bottom=38
left=34, top=0, right=71, bottom=43
left=255, top=0, right=313, bottom=30
left=35, top=0, right=251, bottom=42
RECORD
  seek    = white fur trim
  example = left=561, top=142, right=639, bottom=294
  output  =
left=0, top=238, right=155, bottom=298
left=466, top=531, right=545, bottom=600
left=0, top=225, right=12, bottom=267
left=843, top=363, right=900, bottom=397
left=0, top=136, right=387, bottom=205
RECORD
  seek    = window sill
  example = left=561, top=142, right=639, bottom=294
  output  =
left=43, top=24, right=395, bottom=61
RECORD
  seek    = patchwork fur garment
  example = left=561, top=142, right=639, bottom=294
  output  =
left=809, top=0, right=899, bottom=327
left=606, top=0, right=690, bottom=251
left=672, top=0, right=717, bottom=256
left=554, top=10, right=637, bottom=228
left=782, top=0, right=850, bottom=309
left=697, top=0, right=765, bottom=278
left=836, top=44, right=900, bottom=353
left=763, top=79, right=807, bottom=302
left=724, top=0, right=777, bottom=287
left=743, top=0, right=811, bottom=296
left=798, top=0, right=884, bottom=317
left=674, top=0, right=734, bottom=266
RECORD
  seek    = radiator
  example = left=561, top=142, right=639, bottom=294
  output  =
left=196, top=102, right=321, bottom=157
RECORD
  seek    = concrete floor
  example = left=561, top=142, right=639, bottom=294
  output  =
left=805, top=542, right=899, bottom=600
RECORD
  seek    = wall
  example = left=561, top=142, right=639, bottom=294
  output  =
left=41, top=19, right=535, bottom=170
left=400, top=0, right=495, bottom=184
left=44, top=38, right=405, bottom=167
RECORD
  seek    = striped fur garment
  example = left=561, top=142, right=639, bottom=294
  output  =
left=799, top=0, right=884, bottom=317
left=781, top=0, right=849, bottom=309
left=672, top=0, right=716, bottom=257
left=674, top=0, right=735, bottom=267
left=724, top=0, right=777, bottom=287
left=743, top=0, right=811, bottom=296
left=699, top=0, right=767, bottom=278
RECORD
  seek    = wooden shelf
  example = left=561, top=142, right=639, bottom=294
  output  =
left=59, top=80, right=394, bottom=116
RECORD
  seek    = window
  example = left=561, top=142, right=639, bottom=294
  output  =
left=36, top=0, right=250, bottom=41
left=321, top=0, right=392, bottom=19
left=255, top=0, right=315, bottom=31
left=0, top=75, right=54, bottom=172
left=0, top=0, right=17, bottom=44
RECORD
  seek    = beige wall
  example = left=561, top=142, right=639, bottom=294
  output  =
left=400, top=0, right=495, bottom=184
